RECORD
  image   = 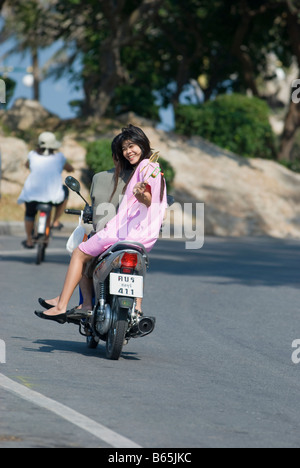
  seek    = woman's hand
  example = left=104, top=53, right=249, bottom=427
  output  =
left=133, top=182, right=152, bottom=208
left=133, top=182, right=147, bottom=196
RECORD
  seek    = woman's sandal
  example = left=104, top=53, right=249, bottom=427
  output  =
left=34, top=310, right=67, bottom=324
left=21, top=240, right=34, bottom=249
left=38, top=298, right=55, bottom=310
left=51, top=223, right=64, bottom=231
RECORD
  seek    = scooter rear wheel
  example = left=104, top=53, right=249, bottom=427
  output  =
left=106, top=299, right=128, bottom=360
left=36, top=243, right=46, bottom=265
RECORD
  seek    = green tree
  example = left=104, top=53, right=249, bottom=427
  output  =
left=2, top=0, right=300, bottom=162
left=0, top=0, right=59, bottom=100
left=54, top=0, right=165, bottom=117
left=175, top=94, right=276, bottom=160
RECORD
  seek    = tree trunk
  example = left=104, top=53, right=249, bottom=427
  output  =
left=32, top=48, right=40, bottom=101
left=86, top=0, right=163, bottom=117
left=277, top=100, right=300, bottom=161
left=278, top=9, right=300, bottom=161
left=231, top=10, right=260, bottom=97
left=92, top=34, right=126, bottom=117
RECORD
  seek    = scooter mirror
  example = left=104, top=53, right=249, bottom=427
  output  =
left=65, top=175, right=90, bottom=206
left=65, top=176, right=81, bottom=193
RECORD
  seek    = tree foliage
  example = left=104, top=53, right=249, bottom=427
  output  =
left=175, top=94, right=277, bottom=159
left=0, top=0, right=60, bottom=100
left=2, top=0, right=300, bottom=160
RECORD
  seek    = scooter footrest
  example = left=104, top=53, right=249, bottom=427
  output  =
left=66, top=308, right=93, bottom=320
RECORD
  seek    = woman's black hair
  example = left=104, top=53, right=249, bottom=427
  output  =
left=115, top=125, right=152, bottom=163
left=111, top=133, right=122, bottom=157
left=110, top=124, right=165, bottom=202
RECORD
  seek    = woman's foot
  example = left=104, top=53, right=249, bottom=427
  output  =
left=76, top=303, right=93, bottom=311
left=34, top=310, right=67, bottom=324
left=38, top=297, right=59, bottom=309
left=22, top=240, right=34, bottom=249
left=39, top=305, right=67, bottom=317
left=38, top=298, right=55, bottom=310
left=51, top=222, right=64, bottom=230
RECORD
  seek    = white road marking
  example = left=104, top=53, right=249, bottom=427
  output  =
left=0, top=373, right=142, bottom=448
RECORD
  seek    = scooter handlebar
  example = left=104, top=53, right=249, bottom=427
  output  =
left=65, top=206, right=93, bottom=224
left=65, top=209, right=82, bottom=215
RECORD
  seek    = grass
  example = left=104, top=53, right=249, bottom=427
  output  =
left=0, top=194, right=71, bottom=223
left=0, top=194, right=24, bottom=221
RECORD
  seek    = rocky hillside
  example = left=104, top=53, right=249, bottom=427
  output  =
left=144, top=126, right=300, bottom=238
left=1, top=99, right=300, bottom=239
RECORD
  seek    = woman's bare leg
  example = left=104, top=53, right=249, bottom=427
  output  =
left=136, top=297, right=143, bottom=314
left=44, top=248, right=93, bottom=316
left=78, top=275, right=93, bottom=310
left=44, top=264, right=93, bottom=312
left=44, top=275, right=93, bottom=310
left=52, top=200, right=67, bottom=227
left=25, top=220, right=34, bottom=247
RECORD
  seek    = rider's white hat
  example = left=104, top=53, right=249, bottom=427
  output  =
left=38, top=132, right=61, bottom=150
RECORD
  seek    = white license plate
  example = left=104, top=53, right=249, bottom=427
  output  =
left=110, top=273, right=143, bottom=298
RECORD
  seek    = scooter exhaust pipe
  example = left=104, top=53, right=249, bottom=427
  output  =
left=129, top=316, right=156, bottom=338
left=138, top=316, right=156, bottom=336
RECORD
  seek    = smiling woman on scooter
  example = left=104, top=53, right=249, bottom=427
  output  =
left=35, top=124, right=168, bottom=323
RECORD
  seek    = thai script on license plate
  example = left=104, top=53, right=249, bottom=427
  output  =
left=110, top=273, right=143, bottom=298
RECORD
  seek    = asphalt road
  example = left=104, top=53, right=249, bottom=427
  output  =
left=1, top=233, right=300, bottom=448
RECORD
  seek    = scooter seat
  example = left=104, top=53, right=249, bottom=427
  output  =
left=109, top=242, right=146, bottom=255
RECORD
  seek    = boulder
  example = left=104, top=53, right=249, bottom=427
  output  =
left=0, top=98, right=59, bottom=131
left=141, top=126, right=300, bottom=238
